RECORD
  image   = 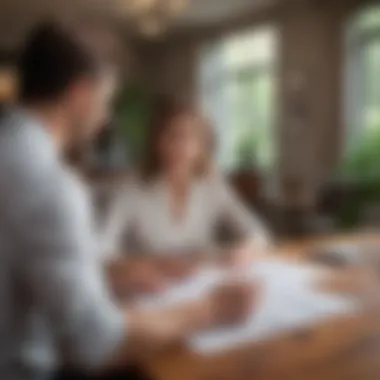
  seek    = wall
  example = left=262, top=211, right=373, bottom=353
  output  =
left=133, top=38, right=200, bottom=102
left=134, top=0, right=369, bottom=207
left=277, top=0, right=344, bottom=207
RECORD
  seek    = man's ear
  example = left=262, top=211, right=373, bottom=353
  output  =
left=66, top=76, right=93, bottom=105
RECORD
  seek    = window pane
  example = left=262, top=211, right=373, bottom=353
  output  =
left=363, top=40, right=380, bottom=132
left=353, top=5, right=380, bottom=34
left=255, top=73, right=275, bottom=168
left=223, top=27, right=277, bottom=69
left=227, top=75, right=256, bottom=168
left=200, top=27, right=278, bottom=172
left=341, top=5, right=380, bottom=180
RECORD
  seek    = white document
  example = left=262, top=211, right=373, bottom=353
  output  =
left=138, top=258, right=355, bottom=353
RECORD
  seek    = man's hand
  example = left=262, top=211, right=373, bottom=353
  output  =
left=108, top=260, right=167, bottom=298
left=109, top=281, right=260, bottom=366
left=207, top=281, right=259, bottom=326
left=127, top=263, right=167, bottom=294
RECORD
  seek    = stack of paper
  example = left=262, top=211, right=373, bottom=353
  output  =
left=138, top=258, right=355, bottom=353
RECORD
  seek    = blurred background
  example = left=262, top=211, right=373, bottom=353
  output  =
left=1, top=0, right=380, bottom=239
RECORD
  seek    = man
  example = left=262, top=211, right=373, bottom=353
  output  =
left=0, top=21, right=256, bottom=380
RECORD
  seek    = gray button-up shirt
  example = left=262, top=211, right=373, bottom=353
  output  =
left=0, top=109, right=124, bottom=380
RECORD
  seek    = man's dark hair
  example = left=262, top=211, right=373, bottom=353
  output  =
left=19, top=20, right=114, bottom=103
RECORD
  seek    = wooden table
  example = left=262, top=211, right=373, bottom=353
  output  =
left=144, top=233, right=380, bottom=380
left=278, top=232, right=380, bottom=258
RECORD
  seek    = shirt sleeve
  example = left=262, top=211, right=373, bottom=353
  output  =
left=99, top=181, right=136, bottom=261
left=3, top=151, right=125, bottom=370
left=214, top=177, right=272, bottom=248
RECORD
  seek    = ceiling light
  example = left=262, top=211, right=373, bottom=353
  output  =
left=126, top=0, right=158, bottom=16
left=139, top=16, right=166, bottom=36
left=167, top=0, right=188, bottom=15
left=123, top=0, right=190, bottom=37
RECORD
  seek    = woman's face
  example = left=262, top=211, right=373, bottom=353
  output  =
left=157, top=114, right=204, bottom=176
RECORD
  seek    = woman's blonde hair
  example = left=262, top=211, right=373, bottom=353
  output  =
left=142, top=97, right=216, bottom=181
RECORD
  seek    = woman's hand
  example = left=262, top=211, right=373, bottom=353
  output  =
left=225, top=241, right=268, bottom=268
left=226, top=245, right=253, bottom=267
left=156, top=256, right=199, bottom=280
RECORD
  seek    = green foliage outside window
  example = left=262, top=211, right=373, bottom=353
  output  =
left=340, top=5, right=380, bottom=182
left=115, top=83, right=152, bottom=164
left=334, top=5, right=380, bottom=229
left=338, top=123, right=380, bottom=182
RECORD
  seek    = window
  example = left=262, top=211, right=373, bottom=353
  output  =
left=341, top=5, right=380, bottom=181
left=199, top=27, right=278, bottom=172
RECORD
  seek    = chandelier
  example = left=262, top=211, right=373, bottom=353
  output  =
left=125, top=0, right=189, bottom=36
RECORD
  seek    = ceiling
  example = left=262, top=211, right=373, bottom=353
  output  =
left=174, top=0, right=271, bottom=27
left=0, top=0, right=275, bottom=49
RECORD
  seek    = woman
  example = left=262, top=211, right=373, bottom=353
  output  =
left=103, top=99, right=271, bottom=273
